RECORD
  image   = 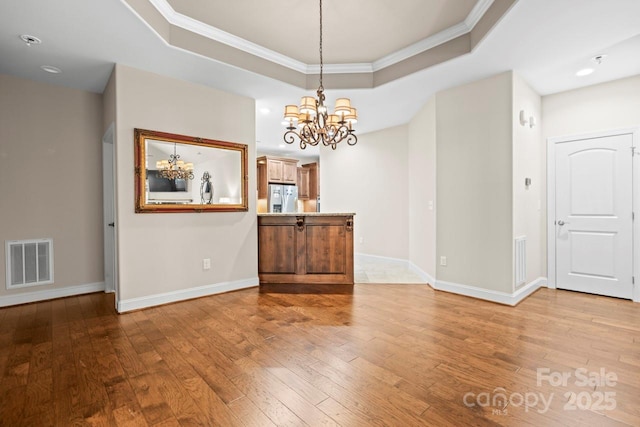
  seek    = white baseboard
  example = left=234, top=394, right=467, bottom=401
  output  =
left=116, top=277, right=259, bottom=313
left=355, top=253, right=432, bottom=284
left=355, top=253, right=545, bottom=305
left=432, top=277, right=547, bottom=306
left=407, top=261, right=436, bottom=285
left=0, top=282, right=105, bottom=307
left=355, top=252, right=410, bottom=265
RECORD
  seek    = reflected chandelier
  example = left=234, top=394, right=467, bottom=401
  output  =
left=156, top=143, right=194, bottom=180
left=283, top=0, right=357, bottom=150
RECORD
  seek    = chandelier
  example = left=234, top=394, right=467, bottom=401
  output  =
left=155, top=143, right=194, bottom=180
left=283, top=0, right=357, bottom=150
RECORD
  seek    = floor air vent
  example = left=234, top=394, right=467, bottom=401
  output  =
left=5, top=239, right=54, bottom=289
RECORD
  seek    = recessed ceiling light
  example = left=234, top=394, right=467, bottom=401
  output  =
left=278, top=144, right=286, bottom=148
left=259, top=108, right=271, bottom=115
left=20, top=34, right=41, bottom=46
left=40, top=65, right=62, bottom=74
left=576, top=68, right=594, bottom=77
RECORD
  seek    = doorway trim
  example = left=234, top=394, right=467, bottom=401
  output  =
left=102, top=122, right=118, bottom=306
left=547, top=126, right=640, bottom=302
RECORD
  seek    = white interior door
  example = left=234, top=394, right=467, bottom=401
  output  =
left=102, top=124, right=117, bottom=297
left=555, top=133, right=633, bottom=299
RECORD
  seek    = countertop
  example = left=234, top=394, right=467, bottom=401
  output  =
left=258, top=212, right=355, bottom=217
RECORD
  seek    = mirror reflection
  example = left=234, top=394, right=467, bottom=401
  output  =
left=135, top=129, right=248, bottom=213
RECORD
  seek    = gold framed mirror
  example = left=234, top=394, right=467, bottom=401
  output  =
left=134, top=128, right=249, bottom=213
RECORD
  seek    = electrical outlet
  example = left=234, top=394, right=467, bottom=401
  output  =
left=428, top=200, right=434, bottom=211
left=359, top=237, right=364, bottom=244
left=203, top=258, right=211, bottom=270
left=440, top=256, right=447, bottom=266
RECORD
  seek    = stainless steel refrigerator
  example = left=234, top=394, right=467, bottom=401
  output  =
left=268, top=184, right=298, bottom=213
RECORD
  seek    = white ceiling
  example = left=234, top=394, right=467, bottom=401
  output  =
left=1, top=0, right=639, bottom=158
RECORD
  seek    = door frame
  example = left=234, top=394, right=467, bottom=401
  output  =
left=547, top=126, right=640, bottom=302
left=102, top=122, right=118, bottom=305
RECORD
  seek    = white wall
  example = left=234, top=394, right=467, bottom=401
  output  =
left=435, top=72, right=513, bottom=293
left=408, top=96, right=437, bottom=279
left=321, top=125, right=410, bottom=260
left=0, top=74, right=104, bottom=301
left=542, top=74, right=640, bottom=274
left=512, top=73, right=543, bottom=287
left=114, top=65, right=257, bottom=307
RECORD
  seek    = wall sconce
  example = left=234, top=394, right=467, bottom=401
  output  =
left=519, top=110, right=536, bottom=128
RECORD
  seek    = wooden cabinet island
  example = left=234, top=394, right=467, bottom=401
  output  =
left=258, top=213, right=354, bottom=285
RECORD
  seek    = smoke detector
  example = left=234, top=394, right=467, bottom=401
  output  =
left=20, top=34, right=42, bottom=47
left=592, top=54, right=607, bottom=65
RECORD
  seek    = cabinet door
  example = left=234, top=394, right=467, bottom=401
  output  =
left=267, top=159, right=283, bottom=182
left=297, top=168, right=310, bottom=199
left=305, top=223, right=347, bottom=274
left=307, top=163, right=318, bottom=199
left=283, top=162, right=297, bottom=184
left=258, top=224, right=296, bottom=273
left=257, top=163, right=267, bottom=199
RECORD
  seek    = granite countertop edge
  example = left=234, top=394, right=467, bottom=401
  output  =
left=258, top=212, right=355, bottom=217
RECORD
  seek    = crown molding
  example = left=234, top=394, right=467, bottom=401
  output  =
left=307, top=63, right=374, bottom=74
left=147, top=0, right=494, bottom=75
left=148, top=0, right=309, bottom=73
left=466, top=0, right=495, bottom=28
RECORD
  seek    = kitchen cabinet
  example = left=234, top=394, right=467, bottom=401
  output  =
left=258, top=213, right=354, bottom=285
left=262, top=156, right=297, bottom=184
left=257, top=156, right=298, bottom=199
left=297, top=167, right=310, bottom=199
left=300, top=162, right=319, bottom=211
left=305, top=162, right=319, bottom=199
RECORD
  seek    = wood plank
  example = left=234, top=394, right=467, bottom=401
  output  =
left=0, top=287, right=638, bottom=426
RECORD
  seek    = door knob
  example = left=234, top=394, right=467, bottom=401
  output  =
left=557, top=220, right=566, bottom=226
left=108, top=222, right=115, bottom=227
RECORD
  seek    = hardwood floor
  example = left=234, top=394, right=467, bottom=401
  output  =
left=0, top=285, right=638, bottom=426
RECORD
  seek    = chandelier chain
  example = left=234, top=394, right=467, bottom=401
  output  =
left=319, top=0, right=323, bottom=90
left=281, top=0, right=357, bottom=150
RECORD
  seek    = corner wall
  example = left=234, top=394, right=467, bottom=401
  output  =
left=435, top=72, right=513, bottom=293
left=512, top=73, right=543, bottom=287
left=320, top=125, right=410, bottom=260
left=0, top=74, right=104, bottom=305
left=408, top=96, right=436, bottom=280
left=114, top=65, right=257, bottom=310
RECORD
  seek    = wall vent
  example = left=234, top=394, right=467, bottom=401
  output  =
left=5, top=239, right=54, bottom=289
left=515, top=236, right=527, bottom=287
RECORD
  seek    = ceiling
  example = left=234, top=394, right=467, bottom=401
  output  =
left=164, top=0, right=479, bottom=65
left=1, top=0, right=640, bottom=158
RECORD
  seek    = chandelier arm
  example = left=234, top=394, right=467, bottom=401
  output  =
left=345, top=132, right=358, bottom=146
left=284, top=129, right=298, bottom=145
left=304, top=123, right=321, bottom=146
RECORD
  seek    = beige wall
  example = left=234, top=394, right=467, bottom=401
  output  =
left=103, top=68, right=116, bottom=133
left=541, top=74, right=640, bottom=275
left=320, top=125, right=410, bottom=260
left=0, top=74, right=104, bottom=297
left=114, top=65, right=257, bottom=302
left=512, top=73, right=543, bottom=287
left=436, top=72, right=513, bottom=292
left=408, top=96, right=437, bottom=278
